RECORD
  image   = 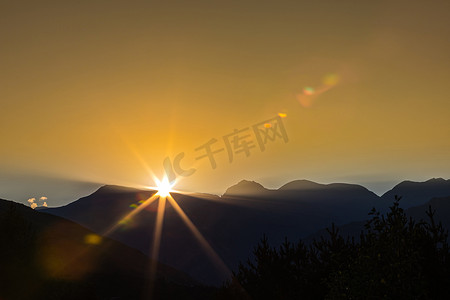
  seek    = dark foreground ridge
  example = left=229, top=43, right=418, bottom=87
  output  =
left=0, top=199, right=216, bottom=300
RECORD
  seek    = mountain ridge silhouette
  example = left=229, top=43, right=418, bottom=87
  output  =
left=41, top=177, right=450, bottom=285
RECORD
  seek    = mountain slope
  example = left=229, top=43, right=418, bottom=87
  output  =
left=0, top=198, right=212, bottom=300
left=45, top=180, right=379, bottom=285
left=407, top=196, right=450, bottom=230
left=380, top=178, right=450, bottom=211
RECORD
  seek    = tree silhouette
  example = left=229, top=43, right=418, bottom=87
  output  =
left=225, top=196, right=450, bottom=299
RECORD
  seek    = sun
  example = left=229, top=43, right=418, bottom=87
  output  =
left=155, top=176, right=174, bottom=197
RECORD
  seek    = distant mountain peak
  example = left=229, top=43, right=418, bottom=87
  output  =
left=278, top=180, right=322, bottom=191
left=386, top=178, right=450, bottom=192
left=426, top=178, right=447, bottom=183
left=380, top=178, right=450, bottom=208
left=222, top=180, right=268, bottom=196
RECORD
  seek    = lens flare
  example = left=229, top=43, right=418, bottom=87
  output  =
left=155, top=176, right=174, bottom=197
left=303, top=87, right=315, bottom=95
left=96, top=175, right=234, bottom=298
left=84, top=234, right=102, bottom=245
left=148, top=195, right=167, bottom=296
left=166, top=195, right=231, bottom=278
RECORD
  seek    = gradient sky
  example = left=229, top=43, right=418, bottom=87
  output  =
left=1, top=0, right=449, bottom=206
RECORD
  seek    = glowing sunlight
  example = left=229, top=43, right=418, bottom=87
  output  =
left=155, top=176, right=174, bottom=198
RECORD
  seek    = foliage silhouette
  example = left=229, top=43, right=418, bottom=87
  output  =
left=224, top=196, right=450, bottom=299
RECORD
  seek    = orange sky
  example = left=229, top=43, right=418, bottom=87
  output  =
left=1, top=0, right=449, bottom=205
